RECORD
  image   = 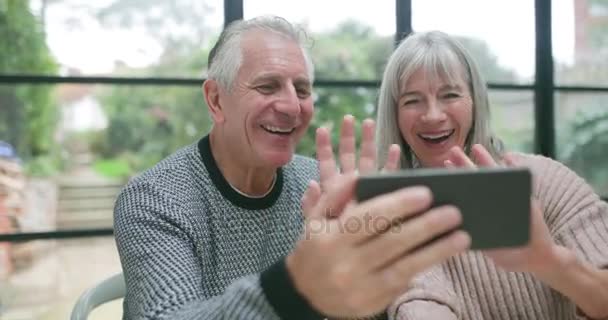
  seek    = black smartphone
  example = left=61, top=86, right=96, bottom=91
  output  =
left=355, top=167, right=532, bottom=250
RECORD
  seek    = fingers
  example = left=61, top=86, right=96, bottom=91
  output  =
left=448, top=144, right=498, bottom=168
left=360, top=205, right=464, bottom=271
left=319, top=116, right=397, bottom=182
left=340, top=186, right=433, bottom=244
left=529, top=199, right=545, bottom=232
left=315, top=173, right=358, bottom=222
left=448, top=146, right=476, bottom=168
left=358, top=119, right=377, bottom=174
left=382, top=144, right=401, bottom=172
left=444, top=159, right=455, bottom=168
left=502, top=152, right=518, bottom=167
left=381, top=230, right=470, bottom=283
left=339, top=115, right=357, bottom=174
left=471, top=144, right=497, bottom=167
left=302, top=180, right=322, bottom=219
left=316, top=127, right=337, bottom=187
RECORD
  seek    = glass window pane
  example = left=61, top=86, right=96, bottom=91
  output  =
left=554, top=0, right=608, bottom=86
left=6, top=0, right=223, bottom=77
left=0, top=83, right=382, bottom=236
left=556, top=91, right=608, bottom=197
left=244, top=0, right=394, bottom=80
left=0, top=237, right=121, bottom=319
left=0, top=83, right=210, bottom=235
left=412, top=0, right=534, bottom=84
left=489, top=90, right=535, bottom=153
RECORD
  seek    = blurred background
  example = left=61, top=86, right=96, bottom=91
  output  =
left=0, top=0, right=607, bottom=318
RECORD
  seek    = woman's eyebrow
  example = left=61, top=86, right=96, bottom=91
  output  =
left=399, top=90, right=420, bottom=99
left=440, top=84, right=463, bottom=91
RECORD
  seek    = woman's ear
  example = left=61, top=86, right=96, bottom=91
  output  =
left=203, top=79, right=225, bottom=124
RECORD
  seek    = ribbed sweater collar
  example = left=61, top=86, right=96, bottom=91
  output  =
left=197, top=135, right=284, bottom=210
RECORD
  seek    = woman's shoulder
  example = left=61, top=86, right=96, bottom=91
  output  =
left=505, top=152, right=600, bottom=203
left=505, top=151, right=557, bottom=167
left=504, top=152, right=575, bottom=178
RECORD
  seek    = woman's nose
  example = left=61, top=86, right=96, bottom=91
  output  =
left=421, top=101, right=447, bottom=123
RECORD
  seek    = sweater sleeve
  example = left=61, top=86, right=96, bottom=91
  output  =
left=114, top=181, right=324, bottom=320
left=519, top=154, right=608, bottom=269
left=387, top=264, right=461, bottom=320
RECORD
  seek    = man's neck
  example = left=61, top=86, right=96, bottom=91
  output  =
left=209, top=131, right=277, bottom=196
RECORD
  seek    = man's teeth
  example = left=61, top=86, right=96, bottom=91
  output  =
left=262, top=125, right=294, bottom=133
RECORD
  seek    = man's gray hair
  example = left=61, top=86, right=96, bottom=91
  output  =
left=376, top=30, right=504, bottom=169
left=207, top=15, right=314, bottom=90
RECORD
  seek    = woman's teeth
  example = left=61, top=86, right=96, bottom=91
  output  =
left=418, top=130, right=454, bottom=142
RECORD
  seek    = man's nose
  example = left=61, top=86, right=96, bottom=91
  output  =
left=274, top=86, right=301, bottom=116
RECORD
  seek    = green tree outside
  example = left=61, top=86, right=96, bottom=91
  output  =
left=0, top=0, right=58, bottom=175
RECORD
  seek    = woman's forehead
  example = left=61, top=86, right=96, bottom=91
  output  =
left=401, top=65, right=467, bottom=91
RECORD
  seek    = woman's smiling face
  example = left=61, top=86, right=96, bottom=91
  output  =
left=397, top=67, right=473, bottom=168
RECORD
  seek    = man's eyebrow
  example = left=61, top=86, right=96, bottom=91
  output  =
left=251, top=74, right=280, bottom=83
left=250, top=74, right=311, bottom=87
left=294, top=77, right=311, bottom=87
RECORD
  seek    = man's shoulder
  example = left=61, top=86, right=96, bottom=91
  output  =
left=121, top=142, right=204, bottom=198
left=279, top=154, right=320, bottom=194
left=290, top=154, right=318, bottom=167
left=113, top=143, right=212, bottom=243
left=285, top=154, right=319, bottom=177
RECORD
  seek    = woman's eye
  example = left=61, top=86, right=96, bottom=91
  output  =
left=443, top=93, right=460, bottom=99
left=402, top=99, right=418, bottom=106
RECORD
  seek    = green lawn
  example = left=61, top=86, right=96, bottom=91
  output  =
left=93, top=159, right=132, bottom=179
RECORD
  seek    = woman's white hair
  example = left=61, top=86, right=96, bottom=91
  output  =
left=207, top=15, right=314, bottom=90
left=376, top=30, right=504, bottom=169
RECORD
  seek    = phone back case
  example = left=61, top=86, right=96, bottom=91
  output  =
left=355, top=167, right=532, bottom=250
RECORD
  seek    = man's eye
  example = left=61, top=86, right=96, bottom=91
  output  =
left=296, top=88, right=311, bottom=99
left=256, top=85, right=275, bottom=94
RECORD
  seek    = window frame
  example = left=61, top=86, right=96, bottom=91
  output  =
left=1, top=0, right=606, bottom=242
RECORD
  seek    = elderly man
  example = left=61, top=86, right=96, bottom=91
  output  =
left=114, top=16, right=470, bottom=320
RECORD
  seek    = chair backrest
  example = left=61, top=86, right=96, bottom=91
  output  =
left=70, top=272, right=126, bottom=320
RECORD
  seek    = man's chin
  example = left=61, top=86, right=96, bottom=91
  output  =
left=263, top=151, right=295, bottom=168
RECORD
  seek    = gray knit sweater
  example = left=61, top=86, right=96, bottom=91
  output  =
left=114, top=135, right=324, bottom=320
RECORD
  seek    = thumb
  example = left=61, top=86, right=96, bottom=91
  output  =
left=301, top=180, right=322, bottom=219
left=444, top=159, right=456, bottom=168
left=502, top=152, right=518, bottom=167
left=317, top=173, right=357, bottom=219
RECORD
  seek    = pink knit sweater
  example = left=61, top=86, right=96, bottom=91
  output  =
left=389, top=153, right=608, bottom=320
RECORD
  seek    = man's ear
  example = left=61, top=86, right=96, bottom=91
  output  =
left=203, top=79, right=225, bottom=124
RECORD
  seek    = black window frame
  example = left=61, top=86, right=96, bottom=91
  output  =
left=1, top=0, right=607, bottom=242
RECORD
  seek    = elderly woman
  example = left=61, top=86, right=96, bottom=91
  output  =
left=375, top=31, right=608, bottom=319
